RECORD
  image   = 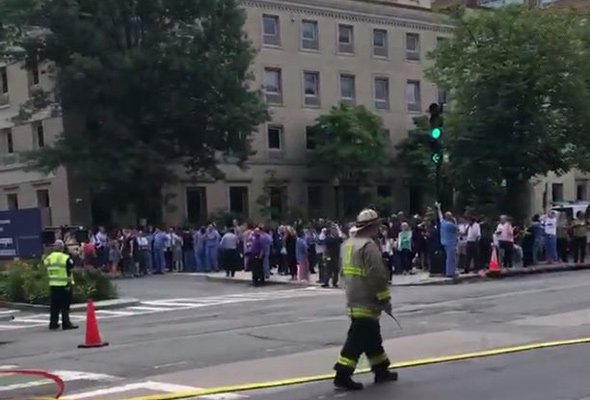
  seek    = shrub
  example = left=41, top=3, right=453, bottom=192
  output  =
left=0, top=260, right=117, bottom=305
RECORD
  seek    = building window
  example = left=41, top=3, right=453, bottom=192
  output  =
left=338, top=24, right=354, bottom=54
left=305, top=126, right=317, bottom=150
left=267, top=125, right=282, bottom=150
left=5, top=129, right=14, bottom=153
left=34, top=123, right=45, bottom=148
left=1, top=67, right=7, bottom=94
left=552, top=183, right=564, bottom=203
left=301, top=20, right=319, bottom=50
left=229, top=186, right=249, bottom=217
left=262, top=15, right=280, bottom=46
left=263, top=68, right=282, bottom=104
left=406, top=80, right=421, bottom=112
left=377, top=185, right=392, bottom=198
left=436, top=36, right=448, bottom=48
left=186, top=187, right=207, bottom=224
left=374, top=77, right=390, bottom=110
left=339, top=74, right=355, bottom=104
left=6, top=193, right=18, bottom=210
left=373, top=29, right=388, bottom=57
left=36, top=189, right=50, bottom=208
left=269, top=186, right=287, bottom=220
left=576, top=181, right=587, bottom=201
left=303, top=71, right=320, bottom=106
left=307, top=186, right=323, bottom=213
left=405, top=33, right=420, bottom=61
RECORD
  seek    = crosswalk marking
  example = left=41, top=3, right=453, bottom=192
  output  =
left=64, top=380, right=246, bottom=400
left=95, top=310, right=135, bottom=316
left=0, top=369, right=119, bottom=392
left=0, top=287, right=338, bottom=331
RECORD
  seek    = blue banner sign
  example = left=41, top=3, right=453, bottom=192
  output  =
left=0, top=208, right=43, bottom=259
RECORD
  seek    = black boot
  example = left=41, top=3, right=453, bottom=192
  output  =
left=374, top=370, right=398, bottom=384
left=334, top=372, right=364, bottom=391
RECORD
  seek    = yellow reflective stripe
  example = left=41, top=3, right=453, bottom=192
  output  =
left=376, top=289, right=391, bottom=301
left=342, top=266, right=364, bottom=277
left=347, top=307, right=379, bottom=319
left=337, top=356, right=357, bottom=368
left=343, top=244, right=353, bottom=265
left=369, top=353, right=389, bottom=366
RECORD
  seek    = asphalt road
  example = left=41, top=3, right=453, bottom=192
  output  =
left=3, top=272, right=590, bottom=399
left=247, top=345, right=590, bottom=400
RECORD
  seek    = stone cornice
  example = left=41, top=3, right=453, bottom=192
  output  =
left=242, top=0, right=455, bottom=33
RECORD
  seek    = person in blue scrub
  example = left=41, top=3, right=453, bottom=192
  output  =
left=204, top=225, right=220, bottom=272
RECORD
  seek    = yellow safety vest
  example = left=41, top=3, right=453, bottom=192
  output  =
left=45, top=252, right=72, bottom=287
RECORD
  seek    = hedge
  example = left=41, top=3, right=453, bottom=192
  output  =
left=0, top=260, right=117, bottom=305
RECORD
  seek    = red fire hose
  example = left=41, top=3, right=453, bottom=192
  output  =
left=2, top=369, right=65, bottom=399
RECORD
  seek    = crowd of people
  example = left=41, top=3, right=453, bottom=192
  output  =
left=61, top=205, right=589, bottom=283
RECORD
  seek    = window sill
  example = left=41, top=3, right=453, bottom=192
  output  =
left=300, top=48, right=320, bottom=54
left=404, top=59, right=421, bottom=64
left=262, top=44, right=283, bottom=50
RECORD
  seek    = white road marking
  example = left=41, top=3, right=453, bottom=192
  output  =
left=94, top=310, right=135, bottom=316
left=0, top=323, right=36, bottom=329
left=12, top=318, right=48, bottom=323
left=64, top=380, right=246, bottom=399
left=0, top=369, right=119, bottom=392
left=127, top=306, right=171, bottom=311
left=1, top=287, right=338, bottom=331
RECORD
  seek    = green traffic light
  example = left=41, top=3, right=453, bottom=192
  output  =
left=431, top=128, right=442, bottom=140
left=431, top=153, right=442, bottom=164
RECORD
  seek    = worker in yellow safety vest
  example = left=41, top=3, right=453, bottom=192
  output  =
left=45, top=240, right=78, bottom=331
left=333, top=209, right=397, bottom=391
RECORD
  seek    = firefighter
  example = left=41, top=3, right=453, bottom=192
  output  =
left=333, top=208, right=397, bottom=390
left=46, top=240, right=78, bottom=331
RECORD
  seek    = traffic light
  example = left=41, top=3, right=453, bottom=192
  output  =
left=428, top=103, right=443, bottom=165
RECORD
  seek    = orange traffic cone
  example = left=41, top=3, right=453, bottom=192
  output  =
left=78, top=300, right=109, bottom=348
left=487, top=247, right=500, bottom=275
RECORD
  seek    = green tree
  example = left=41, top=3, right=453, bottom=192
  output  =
left=308, top=104, right=389, bottom=217
left=11, top=0, right=268, bottom=222
left=309, top=104, right=389, bottom=180
left=394, top=116, right=434, bottom=188
left=428, top=6, right=590, bottom=219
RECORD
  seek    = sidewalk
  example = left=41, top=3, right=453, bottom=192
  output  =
left=202, top=261, right=590, bottom=287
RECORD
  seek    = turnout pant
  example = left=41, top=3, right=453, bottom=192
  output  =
left=334, top=317, right=390, bottom=375
left=49, top=286, right=73, bottom=328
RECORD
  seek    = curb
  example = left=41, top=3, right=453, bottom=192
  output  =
left=205, top=275, right=311, bottom=287
left=486, top=263, right=590, bottom=279
left=204, top=274, right=475, bottom=287
left=0, top=298, right=140, bottom=312
left=204, top=264, right=590, bottom=287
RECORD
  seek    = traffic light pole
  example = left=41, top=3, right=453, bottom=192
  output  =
left=430, top=162, right=445, bottom=276
left=428, top=103, right=445, bottom=276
